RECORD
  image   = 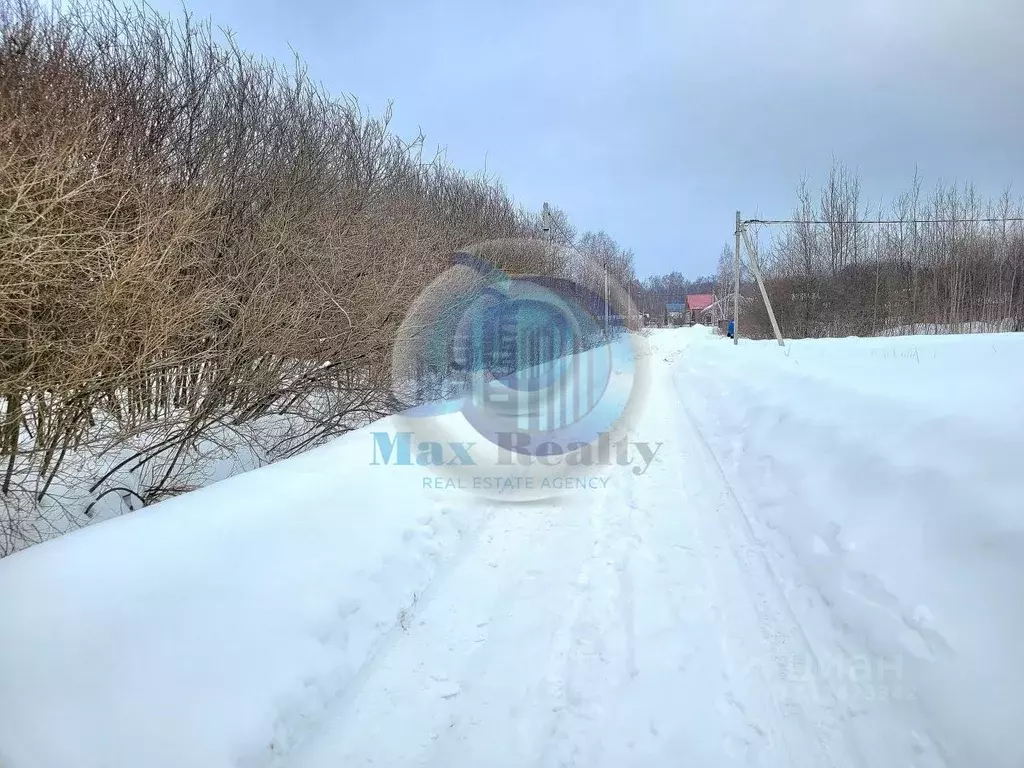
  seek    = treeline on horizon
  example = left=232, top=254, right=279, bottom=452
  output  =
left=732, top=163, right=1024, bottom=338
left=637, top=163, right=1024, bottom=338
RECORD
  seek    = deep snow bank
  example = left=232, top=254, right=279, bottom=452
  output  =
left=0, top=415, right=482, bottom=768
left=2, top=326, right=1021, bottom=768
left=671, top=326, right=1024, bottom=768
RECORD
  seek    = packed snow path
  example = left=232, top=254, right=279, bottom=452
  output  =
left=286, top=333, right=942, bottom=768
left=2, top=327, right=1022, bottom=768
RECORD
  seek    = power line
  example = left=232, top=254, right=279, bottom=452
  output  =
left=548, top=217, right=625, bottom=331
left=744, top=217, right=1024, bottom=226
left=549, top=217, right=585, bottom=260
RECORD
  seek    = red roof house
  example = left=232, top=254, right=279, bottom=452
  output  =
left=686, top=294, right=715, bottom=312
left=683, top=294, right=715, bottom=324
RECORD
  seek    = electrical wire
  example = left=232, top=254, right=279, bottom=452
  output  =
left=743, top=217, right=1024, bottom=226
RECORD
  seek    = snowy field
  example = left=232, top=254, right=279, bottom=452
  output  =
left=1, top=327, right=1022, bottom=767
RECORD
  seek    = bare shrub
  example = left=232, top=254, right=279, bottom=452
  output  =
left=0, top=0, right=640, bottom=554
left=744, top=162, right=1024, bottom=340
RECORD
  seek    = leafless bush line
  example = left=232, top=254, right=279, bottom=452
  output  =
left=0, top=0, right=641, bottom=554
left=741, top=162, right=1024, bottom=339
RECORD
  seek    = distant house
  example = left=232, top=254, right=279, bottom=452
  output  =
left=664, top=302, right=687, bottom=326
left=698, top=293, right=755, bottom=334
left=685, top=294, right=716, bottom=324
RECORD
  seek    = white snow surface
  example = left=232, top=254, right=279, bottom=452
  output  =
left=1, top=326, right=1023, bottom=767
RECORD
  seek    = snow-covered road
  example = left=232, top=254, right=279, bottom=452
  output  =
left=287, top=332, right=940, bottom=768
left=2, top=328, right=1023, bottom=768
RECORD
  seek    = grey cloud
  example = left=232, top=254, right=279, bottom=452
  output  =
left=148, top=0, right=1024, bottom=276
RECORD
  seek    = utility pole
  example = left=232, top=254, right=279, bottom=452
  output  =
left=604, top=260, right=609, bottom=334
left=733, top=211, right=741, bottom=345
left=542, top=202, right=552, bottom=273
left=741, top=226, right=785, bottom=347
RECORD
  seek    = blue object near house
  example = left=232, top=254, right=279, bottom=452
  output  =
left=727, top=320, right=735, bottom=338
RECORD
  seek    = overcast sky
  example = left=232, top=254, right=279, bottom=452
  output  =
left=148, top=0, right=1023, bottom=277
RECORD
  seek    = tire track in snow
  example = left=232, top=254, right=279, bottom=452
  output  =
left=531, top=467, right=640, bottom=768
left=628, top=344, right=799, bottom=766
left=669, top=348, right=865, bottom=768
left=245, top=499, right=499, bottom=768
left=673, top=342, right=953, bottom=768
left=280, top=330, right=890, bottom=767
left=286, top=497, right=597, bottom=768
